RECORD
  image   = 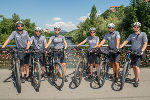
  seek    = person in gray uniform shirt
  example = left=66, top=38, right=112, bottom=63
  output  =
left=2, top=21, right=30, bottom=83
left=77, top=27, right=100, bottom=79
left=45, top=25, right=68, bottom=82
left=120, top=22, right=148, bottom=87
left=98, top=23, right=121, bottom=82
left=26, top=27, right=47, bottom=79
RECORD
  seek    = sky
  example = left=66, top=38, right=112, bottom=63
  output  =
left=0, top=0, right=130, bottom=32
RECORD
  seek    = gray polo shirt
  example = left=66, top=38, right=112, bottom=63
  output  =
left=126, top=32, right=148, bottom=51
left=104, top=31, right=120, bottom=49
left=8, top=30, right=30, bottom=49
left=30, top=35, right=46, bottom=51
left=85, top=36, right=99, bottom=50
left=49, top=34, right=66, bottom=49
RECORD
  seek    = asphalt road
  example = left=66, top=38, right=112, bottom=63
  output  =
left=0, top=68, right=150, bottom=100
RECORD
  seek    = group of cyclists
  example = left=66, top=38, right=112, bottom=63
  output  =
left=0, top=20, right=148, bottom=88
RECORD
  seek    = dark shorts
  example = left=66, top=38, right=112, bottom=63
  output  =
left=88, top=53, right=100, bottom=64
left=56, top=51, right=66, bottom=63
left=109, top=52, right=120, bottom=63
left=130, top=54, right=142, bottom=67
left=38, top=53, right=46, bottom=66
left=18, top=52, right=30, bottom=66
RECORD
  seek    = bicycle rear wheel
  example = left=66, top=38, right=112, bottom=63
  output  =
left=74, top=59, right=84, bottom=87
left=32, top=61, right=41, bottom=92
left=53, top=61, right=64, bottom=89
left=99, top=61, right=107, bottom=86
left=15, top=58, right=21, bottom=93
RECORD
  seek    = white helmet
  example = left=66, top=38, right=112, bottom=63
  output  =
left=89, top=27, right=96, bottom=32
left=16, top=21, right=24, bottom=26
left=133, top=22, right=141, bottom=27
left=54, top=25, right=61, bottom=30
left=35, top=27, right=42, bottom=31
left=108, top=23, right=115, bottom=28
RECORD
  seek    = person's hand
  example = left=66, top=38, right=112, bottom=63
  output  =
left=114, top=48, right=120, bottom=53
left=0, top=48, right=6, bottom=53
left=64, top=48, right=67, bottom=53
left=25, top=49, right=29, bottom=53
left=137, top=50, right=144, bottom=55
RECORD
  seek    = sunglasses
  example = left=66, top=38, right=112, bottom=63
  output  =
left=90, top=32, right=96, bottom=33
left=55, top=29, right=60, bottom=31
left=108, top=27, right=114, bottom=29
left=35, top=30, right=41, bottom=32
left=134, top=26, right=140, bottom=28
left=17, top=25, right=24, bottom=27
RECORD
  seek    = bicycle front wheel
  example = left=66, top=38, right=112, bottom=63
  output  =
left=52, top=61, right=65, bottom=89
left=121, top=61, right=129, bottom=90
left=99, top=61, right=107, bottom=86
left=32, top=61, right=41, bottom=92
left=15, top=58, right=21, bottom=93
left=74, top=59, right=84, bottom=87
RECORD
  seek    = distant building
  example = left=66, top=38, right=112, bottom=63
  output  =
left=110, top=6, right=120, bottom=12
left=145, top=0, right=149, bottom=2
left=43, top=29, right=50, bottom=32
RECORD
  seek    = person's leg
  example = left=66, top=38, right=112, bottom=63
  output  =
left=25, top=64, right=29, bottom=78
left=133, top=65, right=140, bottom=81
left=20, top=65, right=24, bottom=78
left=61, top=63, right=66, bottom=75
left=95, top=64, right=99, bottom=76
left=89, top=64, right=93, bottom=75
left=115, top=62, right=120, bottom=78
left=112, top=62, right=116, bottom=75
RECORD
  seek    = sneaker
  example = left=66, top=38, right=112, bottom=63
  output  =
left=114, top=77, right=119, bottom=83
left=95, top=76, right=98, bottom=81
left=64, top=76, right=68, bottom=82
left=21, top=77, right=25, bottom=83
left=26, top=77, right=31, bottom=82
left=133, top=81, right=139, bottom=87
left=88, top=74, right=93, bottom=79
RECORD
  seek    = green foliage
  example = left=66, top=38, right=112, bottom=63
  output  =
left=67, top=1, right=150, bottom=44
left=0, top=13, right=36, bottom=45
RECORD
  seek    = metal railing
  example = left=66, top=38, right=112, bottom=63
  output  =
left=0, top=45, right=150, bottom=68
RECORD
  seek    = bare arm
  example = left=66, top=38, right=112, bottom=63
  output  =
left=64, top=40, right=67, bottom=49
left=77, top=40, right=86, bottom=47
left=94, top=42, right=99, bottom=48
left=120, top=40, right=128, bottom=48
left=26, top=41, right=32, bottom=49
left=116, top=38, right=120, bottom=48
left=98, top=39, right=106, bottom=47
left=45, top=39, right=52, bottom=48
left=2, top=39, right=10, bottom=48
left=142, top=42, right=148, bottom=51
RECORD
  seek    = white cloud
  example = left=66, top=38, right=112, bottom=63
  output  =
left=46, top=21, right=77, bottom=32
left=78, top=10, right=102, bottom=22
left=53, top=17, right=62, bottom=21
left=78, top=13, right=90, bottom=22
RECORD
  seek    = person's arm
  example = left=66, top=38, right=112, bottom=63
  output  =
left=98, top=39, right=106, bottom=47
left=26, top=41, right=32, bottom=49
left=141, top=42, right=148, bottom=51
left=2, top=39, right=10, bottom=48
left=45, top=39, right=52, bottom=49
left=116, top=38, right=120, bottom=48
left=120, top=40, right=128, bottom=48
left=64, top=40, right=67, bottom=49
left=77, top=40, right=86, bottom=47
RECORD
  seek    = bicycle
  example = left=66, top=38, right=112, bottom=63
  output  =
left=120, top=50, right=140, bottom=90
left=29, top=49, right=42, bottom=92
left=0, top=48, right=24, bottom=93
left=45, top=48, right=65, bottom=90
left=73, top=47, right=92, bottom=87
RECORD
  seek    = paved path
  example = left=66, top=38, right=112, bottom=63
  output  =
left=0, top=68, right=150, bottom=100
